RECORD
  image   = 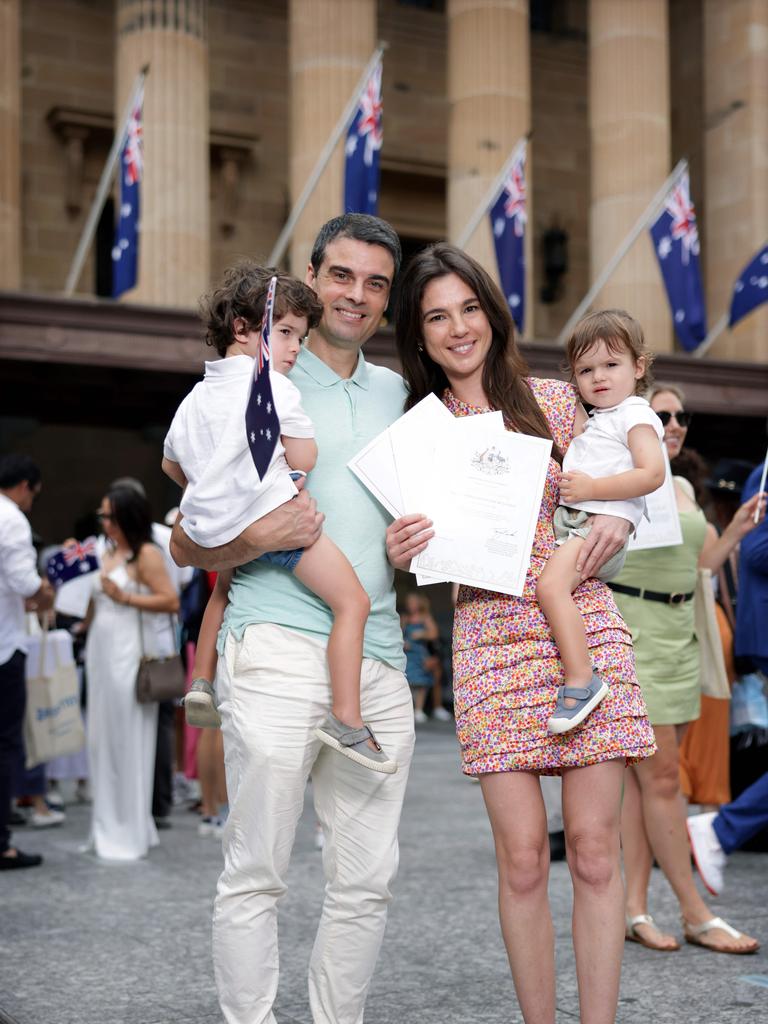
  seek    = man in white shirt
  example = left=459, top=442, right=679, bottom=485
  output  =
left=0, top=455, right=54, bottom=869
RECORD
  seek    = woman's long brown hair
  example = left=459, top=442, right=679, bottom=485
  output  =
left=394, top=243, right=562, bottom=463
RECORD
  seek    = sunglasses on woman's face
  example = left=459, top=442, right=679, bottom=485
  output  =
left=656, top=410, right=692, bottom=428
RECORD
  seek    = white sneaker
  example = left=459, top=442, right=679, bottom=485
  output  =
left=414, top=709, right=428, bottom=725
left=198, top=816, right=224, bottom=839
left=432, top=706, right=452, bottom=721
left=30, top=808, right=65, bottom=828
left=687, top=811, right=727, bottom=896
left=46, top=789, right=65, bottom=809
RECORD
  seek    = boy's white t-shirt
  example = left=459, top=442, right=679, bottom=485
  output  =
left=164, top=356, right=314, bottom=547
left=562, top=395, right=664, bottom=529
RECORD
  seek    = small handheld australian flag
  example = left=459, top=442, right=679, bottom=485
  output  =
left=46, top=538, right=100, bottom=587
left=344, top=59, right=383, bottom=215
left=245, top=276, right=281, bottom=480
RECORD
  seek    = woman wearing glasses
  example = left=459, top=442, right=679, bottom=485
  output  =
left=614, top=384, right=763, bottom=954
left=85, top=485, right=179, bottom=861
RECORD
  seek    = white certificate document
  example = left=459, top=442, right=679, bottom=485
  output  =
left=347, top=393, right=452, bottom=520
left=409, top=417, right=552, bottom=597
left=628, top=449, right=683, bottom=551
left=347, top=429, right=403, bottom=519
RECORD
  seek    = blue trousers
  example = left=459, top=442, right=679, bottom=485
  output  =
left=713, top=771, right=768, bottom=855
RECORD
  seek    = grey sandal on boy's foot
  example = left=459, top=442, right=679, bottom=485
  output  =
left=184, top=678, right=222, bottom=729
left=547, top=672, right=609, bottom=735
left=314, top=714, right=397, bottom=774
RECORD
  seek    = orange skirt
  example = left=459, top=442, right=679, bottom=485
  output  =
left=678, top=604, right=734, bottom=806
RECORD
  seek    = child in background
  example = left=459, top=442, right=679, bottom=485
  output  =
left=162, top=263, right=395, bottom=773
left=537, top=309, right=665, bottom=735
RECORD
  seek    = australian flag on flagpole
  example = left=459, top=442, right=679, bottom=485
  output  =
left=245, top=276, right=281, bottom=480
left=649, top=167, right=707, bottom=351
left=112, top=86, right=144, bottom=298
left=729, top=242, right=768, bottom=327
left=344, top=59, right=383, bottom=215
left=490, top=141, right=527, bottom=334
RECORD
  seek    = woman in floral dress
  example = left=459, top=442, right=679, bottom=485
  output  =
left=387, top=243, right=656, bottom=1024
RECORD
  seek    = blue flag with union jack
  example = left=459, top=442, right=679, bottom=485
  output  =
left=649, top=168, right=707, bottom=352
left=245, top=276, right=281, bottom=481
left=344, top=60, right=383, bottom=215
left=729, top=242, right=768, bottom=327
left=46, top=538, right=99, bottom=588
left=490, top=142, right=527, bottom=334
left=112, top=86, right=144, bottom=298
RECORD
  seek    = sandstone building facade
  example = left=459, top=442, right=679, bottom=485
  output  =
left=1, top=0, right=766, bottom=538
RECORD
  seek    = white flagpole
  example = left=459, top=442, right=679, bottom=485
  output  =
left=693, top=312, right=728, bottom=358
left=453, top=136, right=527, bottom=250
left=63, top=65, right=149, bottom=297
left=267, top=43, right=386, bottom=269
left=754, top=446, right=768, bottom=523
left=556, top=158, right=689, bottom=345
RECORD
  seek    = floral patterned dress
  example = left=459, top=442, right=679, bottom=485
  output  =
left=448, top=378, right=657, bottom=776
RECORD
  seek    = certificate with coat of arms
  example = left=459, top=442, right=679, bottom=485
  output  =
left=349, top=397, right=552, bottom=597
left=406, top=412, right=552, bottom=596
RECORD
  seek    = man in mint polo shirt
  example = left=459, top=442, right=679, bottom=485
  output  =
left=171, top=214, right=434, bottom=1024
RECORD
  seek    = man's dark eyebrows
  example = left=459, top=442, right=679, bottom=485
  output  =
left=327, top=263, right=391, bottom=286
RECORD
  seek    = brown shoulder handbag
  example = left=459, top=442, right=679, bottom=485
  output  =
left=135, top=609, right=186, bottom=704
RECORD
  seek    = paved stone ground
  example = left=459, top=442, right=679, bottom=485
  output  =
left=1, top=723, right=766, bottom=1024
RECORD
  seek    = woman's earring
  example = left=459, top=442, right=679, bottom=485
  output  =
left=417, top=344, right=424, bottom=352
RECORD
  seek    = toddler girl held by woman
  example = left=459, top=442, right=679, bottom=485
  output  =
left=538, top=310, right=666, bottom=735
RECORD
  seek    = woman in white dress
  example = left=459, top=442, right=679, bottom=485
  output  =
left=85, top=485, right=179, bottom=860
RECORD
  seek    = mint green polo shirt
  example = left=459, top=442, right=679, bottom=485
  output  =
left=220, top=346, right=407, bottom=671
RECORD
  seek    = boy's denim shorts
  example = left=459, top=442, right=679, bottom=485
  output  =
left=254, top=472, right=306, bottom=573
left=256, top=547, right=304, bottom=573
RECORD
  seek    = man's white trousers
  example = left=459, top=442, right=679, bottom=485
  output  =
left=213, top=623, right=415, bottom=1024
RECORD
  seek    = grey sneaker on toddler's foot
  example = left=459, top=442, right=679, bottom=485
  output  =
left=314, top=714, right=397, bottom=774
left=547, top=671, right=608, bottom=735
left=184, top=678, right=221, bottom=728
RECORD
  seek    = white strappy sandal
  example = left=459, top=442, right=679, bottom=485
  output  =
left=682, top=916, right=760, bottom=955
left=625, top=913, right=680, bottom=951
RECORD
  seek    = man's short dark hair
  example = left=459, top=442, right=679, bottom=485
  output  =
left=0, top=454, right=42, bottom=491
left=310, top=214, right=402, bottom=280
left=201, top=262, right=324, bottom=358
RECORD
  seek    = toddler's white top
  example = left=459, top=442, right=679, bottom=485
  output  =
left=164, top=356, right=314, bottom=547
left=562, top=395, right=664, bottom=529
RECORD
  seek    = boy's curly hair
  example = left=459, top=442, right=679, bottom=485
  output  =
left=565, top=308, right=655, bottom=395
left=201, top=261, right=324, bottom=358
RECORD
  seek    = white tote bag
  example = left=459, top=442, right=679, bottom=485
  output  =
left=694, top=567, right=731, bottom=701
left=23, top=626, right=86, bottom=769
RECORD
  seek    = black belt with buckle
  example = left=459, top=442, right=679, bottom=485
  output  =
left=607, top=582, right=694, bottom=606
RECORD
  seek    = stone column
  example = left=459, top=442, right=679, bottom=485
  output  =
left=447, top=0, right=531, bottom=333
left=289, top=0, right=375, bottom=276
left=115, top=0, right=209, bottom=307
left=589, top=0, right=671, bottom=351
left=704, top=0, right=768, bottom=362
left=0, top=0, right=21, bottom=289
